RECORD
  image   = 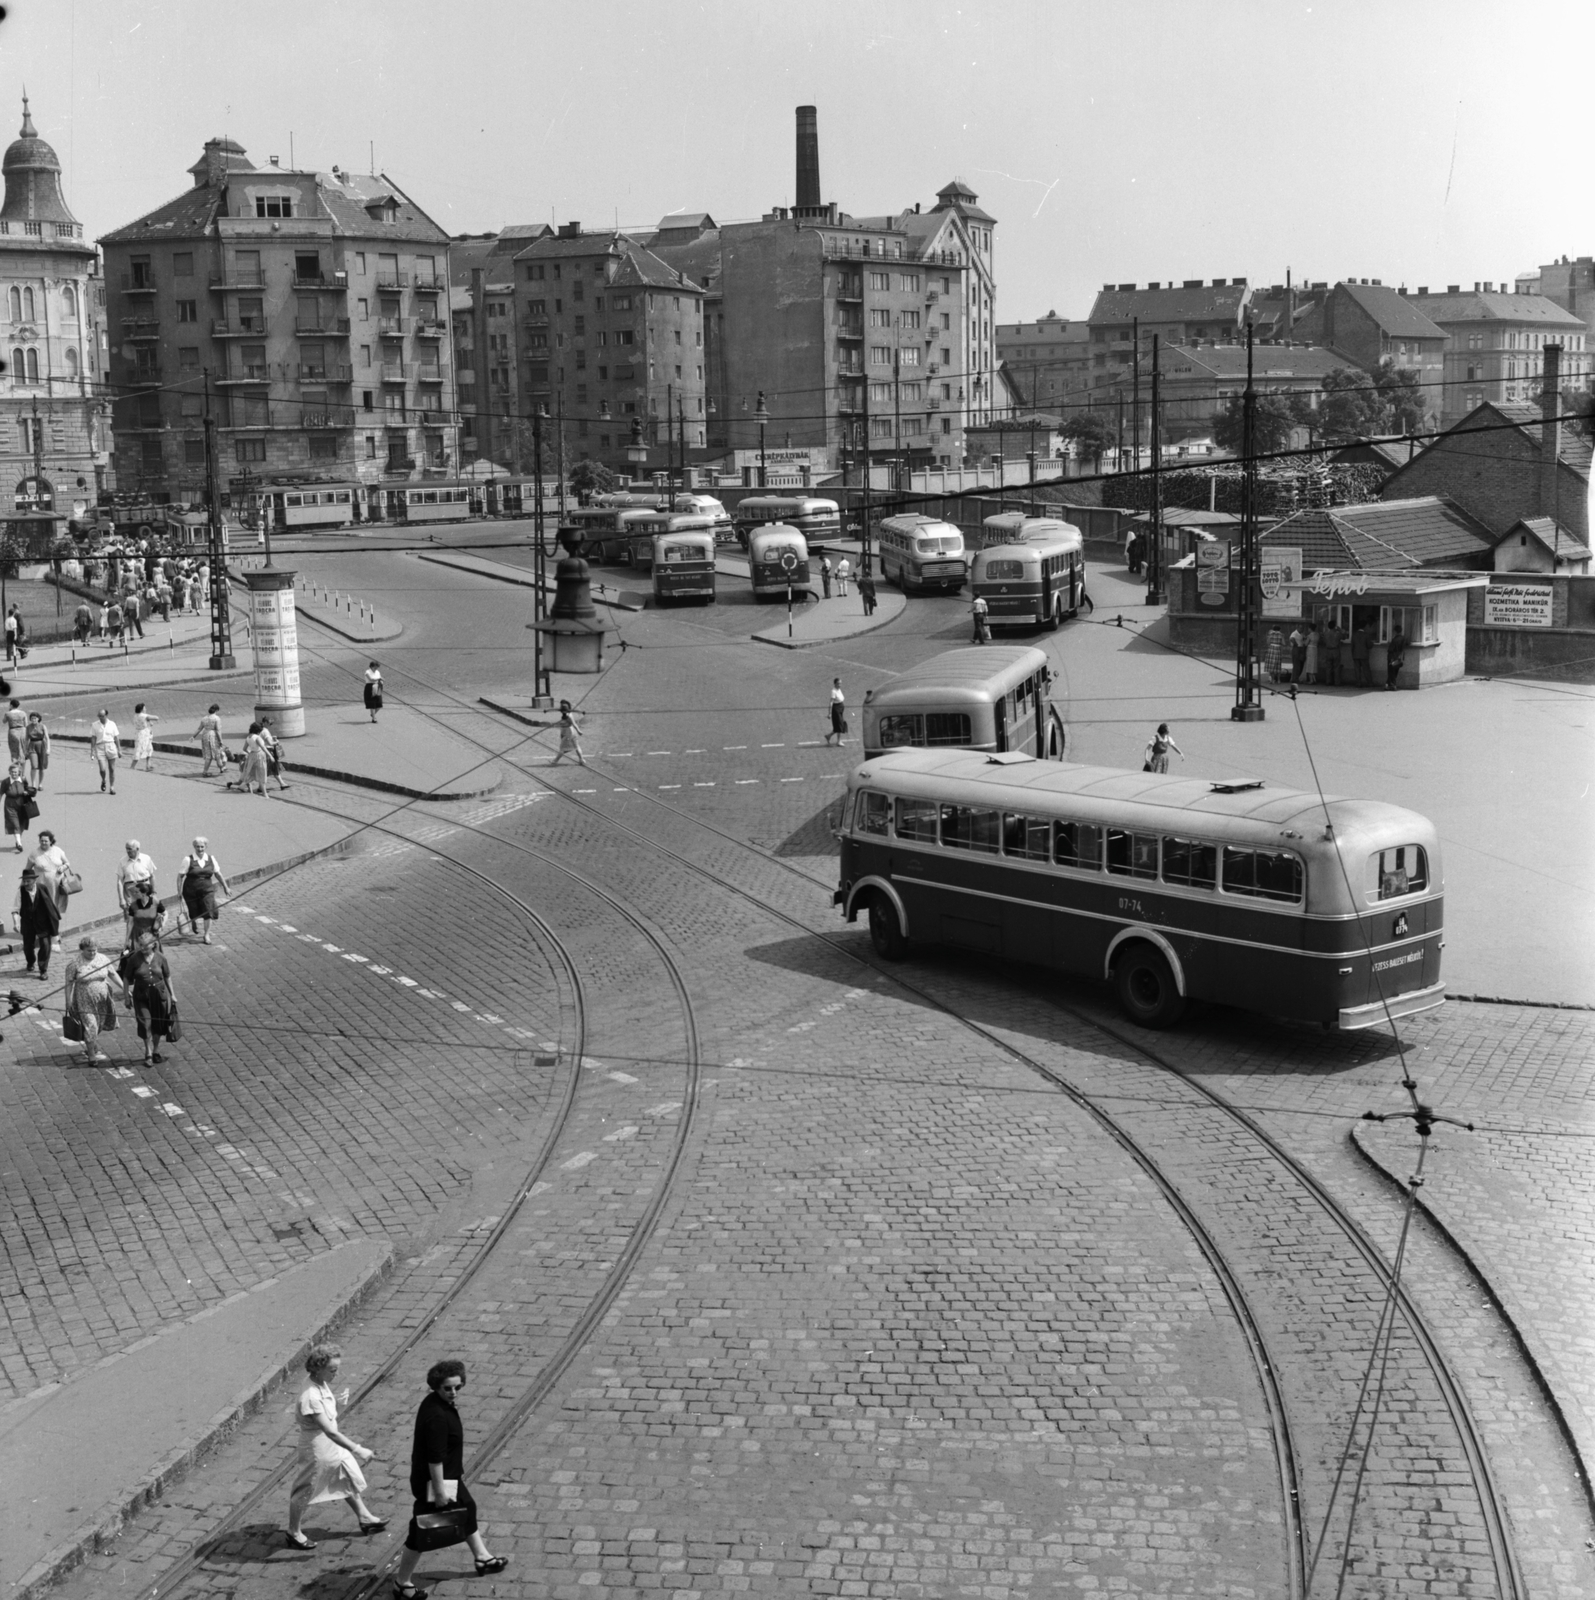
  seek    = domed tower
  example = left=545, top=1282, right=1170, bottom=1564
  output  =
left=0, top=94, right=107, bottom=519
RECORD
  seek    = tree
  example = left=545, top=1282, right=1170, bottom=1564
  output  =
left=1317, top=367, right=1388, bottom=442
left=1373, top=359, right=1426, bottom=435
left=567, top=458, right=617, bottom=502
left=1212, top=392, right=1298, bottom=455
left=1061, top=410, right=1114, bottom=466
left=1560, top=387, right=1595, bottom=440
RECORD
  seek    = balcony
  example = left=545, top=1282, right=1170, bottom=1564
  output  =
left=120, top=272, right=157, bottom=293
left=296, top=317, right=352, bottom=336
left=835, top=286, right=863, bottom=303
left=291, top=271, right=348, bottom=291
left=836, top=325, right=863, bottom=341
left=298, top=363, right=354, bottom=383
left=301, top=410, right=351, bottom=430
left=412, top=276, right=443, bottom=294
left=415, top=317, right=446, bottom=337
left=378, top=316, right=405, bottom=336
left=376, top=271, right=409, bottom=289
left=127, top=366, right=163, bottom=386
left=415, top=365, right=443, bottom=385
left=380, top=364, right=406, bottom=383
left=121, top=318, right=161, bottom=339
left=213, top=318, right=267, bottom=337
left=209, top=272, right=266, bottom=290
left=216, top=366, right=269, bottom=385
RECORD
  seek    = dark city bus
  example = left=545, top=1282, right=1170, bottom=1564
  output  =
left=651, top=525, right=717, bottom=605
left=970, top=516, right=1086, bottom=629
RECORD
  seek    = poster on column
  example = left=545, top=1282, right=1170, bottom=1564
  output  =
left=1259, top=546, right=1302, bottom=618
left=250, top=585, right=302, bottom=704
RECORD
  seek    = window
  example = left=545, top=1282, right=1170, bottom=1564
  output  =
left=180, top=394, right=203, bottom=417
left=868, top=271, right=890, bottom=291
left=855, top=791, right=890, bottom=835
left=1002, top=814, right=1051, bottom=861
left=140, top=437, right=163, bottom=466
left=1162, top=837, right=1217, bottom=890
left=309, top=434, right=338, bottom=461
left=175, top=299, right=197, bottom=323
left=256, top=195, right=293, bottom=219
left=894, top=797, right=939, bottom=841
left=6, top=287, right=16, bottom=321
left=1107, top=829, right=1159, bottom=879
left=674, top=329, right=682, bottom=345
left=234, top=437, right=266, bottom=463
left=1054, top=821, right=1102, bottom=870
left=900, top=348, right=921, bottom=367
left=1368, top=845, right=1429, bottom=901
left=178, top=347, right=199, bottom=370
left=870, top=345, right=892, bottom=366
left=984, top=558, right=1023, bottom=580
left=24, top=348, right=38, bottom=381
left=1222, top=846, right=1303, bottom=902
left=616, top=329, right=634, bottom=346
left=184, top=437, right=206, bottom=464
left=573, top=281, right=584, bottom=303
left=900, top=309, right=921, bottom=330
left=526, top=264, right=545, bottom=281
left=869, top=308, right=891, bottom=328
left=353, top=253, right=366, bottom=275
left=941, top=804, right=1000, bottom=853
left=941, top=312, right=951, bottom=330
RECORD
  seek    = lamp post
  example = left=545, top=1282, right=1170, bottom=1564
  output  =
left=530, top=554, right=612, bottom=675
left=755, top=391, right=769, bottom=487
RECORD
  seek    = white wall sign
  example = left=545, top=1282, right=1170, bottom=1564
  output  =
left=1484, top=582, right=1553, bottom=626
left=1259, top=546, right=1302, bottom=617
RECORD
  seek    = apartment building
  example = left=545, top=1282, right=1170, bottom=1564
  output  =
left=1084, top=279, right=1252, bottom=408
left=0, top=97, right=110, bottom=517
left=1294, top=281, right=1447, bottom=424
left=994, top=312, right=1090, bottom=412
left=99, top=137, right=455, bottom=502
left=1518, top=256, right=1595, bottom=386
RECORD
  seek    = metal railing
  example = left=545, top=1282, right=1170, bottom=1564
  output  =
left=298, top=364, right=354, bottom=383
left=128, top=366, right=162, bottom=384
left=415, top=366, right=443, bottom=384
left=378, top=316, right=405, bottom=335
left=375, top=271, right=409, bottom=288
left=122, top=319, right=160, bottom=338
left=120, top=272, right=157, bottom=291
left=412, top=276, right=443, bottom=292
left=209, top=272, right=265, bottom=289
left=213, top=318, right=267, bottom=336
left=380, top=364, right=406, bottom=382
left=296, top=317, right=351, bottom=335
left=292, top=271, right=348, bottom=290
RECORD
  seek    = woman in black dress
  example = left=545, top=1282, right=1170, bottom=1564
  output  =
left=118, top=930, right=177, bottom=1066
left=363, top=661, right=384, bottom=724
left=392, top=1359, right=507, bottom=1599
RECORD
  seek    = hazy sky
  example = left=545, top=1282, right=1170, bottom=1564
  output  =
left=7, top=0, right=1593, bottom=321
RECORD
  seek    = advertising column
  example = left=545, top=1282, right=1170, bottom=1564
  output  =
left=243, top=566, right=305, bottom=736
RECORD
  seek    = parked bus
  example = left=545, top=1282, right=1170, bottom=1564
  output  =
left=560, top=507, right=634, bottom=563
left=862, top=647, right=1065, bottom=760
left=652, top=525, right=717, bottom=605
left=735, top=495, right=840, bottom=549
left=401, top=486, right=473, bottom=523
left=834, top=748, right=1445, bottom=1032
left=748, top=523, right=812, bottom=600
left=876, top=514, right=968, bottom=594
left=971, top=517, right=1085, bottom=629
left=628, top=512, right=718, bottom=572
left=270, top=486, right=357, bottom=530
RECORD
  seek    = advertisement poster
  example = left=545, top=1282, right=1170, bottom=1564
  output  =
left=1259, top=546, right=1302, bottom=618
left=1483, top=583, right=1553, bottom=627
left=1197, top=541, right=1230, bottom=607
left=250, top=585, right=302, bottom=704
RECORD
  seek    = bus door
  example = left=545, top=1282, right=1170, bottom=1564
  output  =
left=1009, top=677, right=1038, bottom=755
left=1038, top=556, right=1054, bottom=617
left=994, top=697, right=1008, bottom=752
left=1070, top=551, right=1083, bottom=612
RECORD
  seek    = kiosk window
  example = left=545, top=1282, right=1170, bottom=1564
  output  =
left=1107, top=828, right=1159, bottom=879
left=1054, top=821, right=1102, bottom=870
left=895, top=797, right=939, bottom=842
left=1162, top=837, right=1217, bottom=889
left=1003, top=813, right=1051, bottom=861
left=940, top=804, right=1001, bottom=853
left=1368, top=845, right=1428, bottom=901
left=856, top=792, right=889, bottom=836
left=1222, top=846, right=1304, bottom=902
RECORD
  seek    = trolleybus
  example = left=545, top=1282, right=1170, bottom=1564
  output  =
left=971, top=517, right=1085, bottom=629
left=875, top=514, right=968, bottom=593
left=834, top=748, right=1445, bottom=1032
left=748, top=522, right=812, bottom=600
left=736, top=495, right=841, bottom=549
left=652, top=525, right=717, bottom=605
left=862, top=647, right=1065, bottom=760
left=559, top=507, right=635, bottom=563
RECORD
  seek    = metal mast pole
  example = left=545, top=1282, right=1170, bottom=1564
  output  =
left=532, top=403, right=548, bottom=705
left=203, top=369, right=235, bottom=669
left=667, top=382, right=676, bottom=511
left=677, top=389, right=687, bottom=501
left=860, top=370, right=871, bottom=576
left=1145, top=333, right=1165, bottom=605
left=1231, top=325, right=1263, bottom=721
left=893, top=349, right=903, bottom=497
left=1131, top=316, right=1140, bottom=479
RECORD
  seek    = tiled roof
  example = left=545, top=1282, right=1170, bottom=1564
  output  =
left=1504, top=516, right=1593, bottom=562
left=101, top=185, right=225, bottom=243
left=1489, top=402, right=1594, bottom=475
left=1263, top=496, right=1494, bottom=570
left=1331, top=439, right=1412, bottom=470
left=1164, top=343, right=1342, bottom=380
left=1088, top=282, right=1249, bottom=327
left=1407, top=290, right=1585, bottom=327
left=645, top=233, right=722, bottom=292
left=515, top=230, right=705, bottom=291
left=1332, top=282, right=1446, bottom=340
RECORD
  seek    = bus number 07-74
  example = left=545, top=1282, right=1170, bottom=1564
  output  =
left=1118, top=897, right=1143, bottom=914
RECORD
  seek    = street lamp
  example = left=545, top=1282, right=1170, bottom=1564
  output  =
left=530, top=554, right=611, bottom=674
left=755, top=391, right=769, bottom=487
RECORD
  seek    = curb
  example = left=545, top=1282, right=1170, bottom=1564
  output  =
left=751, top=604, right=903, bottom=651
left=13, top=667, right=254, bottom=703
left=11, top=1240, right=395, bottom=1600
left=415, top=550, right=645, bottom=611
left=227, top=574, right=404, bottom=644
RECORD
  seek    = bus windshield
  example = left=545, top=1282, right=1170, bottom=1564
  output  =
left=660, top=542, right=703, bottom=563
left=984, top=559, right=1024, bottom=579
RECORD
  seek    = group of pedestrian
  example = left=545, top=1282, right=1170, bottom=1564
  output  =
left=69, top=554, right=209, bottom=646
left=818, top=552, right=853, bottom=599
left=1263, top=616, right=1406, bottom=691
left=5, top=604, right=29, bottom=665
left=284, top=1348, right=508, bottom=1599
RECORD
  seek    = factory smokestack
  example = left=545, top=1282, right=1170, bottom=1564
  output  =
left=795, top=105, right=820, bottom=212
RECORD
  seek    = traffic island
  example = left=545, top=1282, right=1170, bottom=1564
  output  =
left=751, top=588, right=906, bottom=649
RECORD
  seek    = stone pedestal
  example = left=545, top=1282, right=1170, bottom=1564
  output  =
left=243, top=566, right=305, bottom=736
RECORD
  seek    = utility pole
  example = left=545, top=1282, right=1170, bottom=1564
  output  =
left=1131, top=316, right=1141, bottom=478
left=1232, top=325, right=1263, bottom=722
left=667, top=383, right=676, bottom=511
left=531, top=403, right=550, bottom=706
left=860, top=370, right=872, bottom=576
left=202, top=369, right=235, bottom=669
left=1145, top=334, right=1165, bottom=606
left=555, top=387, right=566, bottom=516
left=677, top=388, right=687, bottom=503
left=893, top=349, right=903, bottom=496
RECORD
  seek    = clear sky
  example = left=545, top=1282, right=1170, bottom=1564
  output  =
left=6, top=0, right=1593, bottom=321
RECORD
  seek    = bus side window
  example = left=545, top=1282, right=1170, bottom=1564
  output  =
left=924, top=713, right=971, bottom=746
left=941, top=804, right=1001, bottom=853
left=1162, top=837, right=1217, bottom=889
left=1223, top=846, right=1304, bottom=902
left=1368, top=845, right=1427, bottom=900
left=1055, top=820, right=1102, bottom=870
left=857, top=791, right=890, bottom=835
left=895, top=797, right=939, bottom=842
left=1106, top=828, right=1159, bottom=879
left=1003, top=813, right=1050, bottom=861
left=879, top=714, right=921, bottom=748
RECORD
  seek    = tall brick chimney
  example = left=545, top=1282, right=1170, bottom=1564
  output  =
left=1540, top=342, right=1562, bottom=526
left=795, top=106, right=821, bottom=213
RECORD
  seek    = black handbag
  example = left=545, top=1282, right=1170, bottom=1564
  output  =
left=164, top=1002, right=181, bottom=1044
left=409, top=1501, right=476, bottom=1551
left=63, top=1011, right=84, bottom=1042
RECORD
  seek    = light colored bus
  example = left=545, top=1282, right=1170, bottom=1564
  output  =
left=735, top=495, right=841, bottom=549
left=559, top=507, right=634, bottom=563
left=747, top=522, right=812, bottom=600
left=875, top=514, right=968, bottom=594
left=862, top=646, right=1065, bottom=760
left=835, top=749, right=1445, bottom=1031
left=652, top=525, right=717, bottom=605
left=971, top=516, right=1085, bottom=629
left=629, top=512, right=718, bottom=572
left=402, top=486, right=474, bottom=523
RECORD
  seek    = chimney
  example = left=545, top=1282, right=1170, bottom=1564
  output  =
left=795, top=105, right=821, bottom=213
left=1540, top=343, right=1563, bottom=525
left=558, top=221, right=581, bottom=239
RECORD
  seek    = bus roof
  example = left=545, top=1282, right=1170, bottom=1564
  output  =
left=981, top=514, right=1082, bottom=543
left=747, top=522, right=807, bottom=547
left=880, top=514, right=962, bottom=537
left=865, top=647, right=1048, bottom=706
left=653, top=520, right=716, bottom=538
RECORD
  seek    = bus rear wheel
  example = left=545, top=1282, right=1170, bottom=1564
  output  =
left=1114, top=944, right=1185, bottom=1029
left=866, top=895, right=909, bottom=961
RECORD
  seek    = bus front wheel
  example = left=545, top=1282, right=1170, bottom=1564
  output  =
left=1114, top=944, right=1185, bottom=1029
left=866, top=895, right=909, bottom=961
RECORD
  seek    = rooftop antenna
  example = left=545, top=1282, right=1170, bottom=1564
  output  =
left=290, top=131, right=294, bottom=169
left=369, top=140, right=374, bottom=175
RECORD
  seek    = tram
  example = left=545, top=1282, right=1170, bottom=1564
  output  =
left=970, top=516, right=1086, bottom=629
left=269, top=486, right=358, bottom=530
left=747, top=522, right=812, bottom=600
left=401, top=486, right=474, bottom=523
left=875, top=514, right=968, bottom=594
left=862, top=647, right=1065, bottom=760
left=834, top=748, right=1446, bottom=1032
left=651, top=525, right=717, bottom=605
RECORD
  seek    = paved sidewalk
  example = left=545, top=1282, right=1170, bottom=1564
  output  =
left=417, top=546, right=647, bottom=610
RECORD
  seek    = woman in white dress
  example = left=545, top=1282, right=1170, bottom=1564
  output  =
left=132, top=702, right=159, bottom=771
left=286, top=1344, right=385, bottom=1549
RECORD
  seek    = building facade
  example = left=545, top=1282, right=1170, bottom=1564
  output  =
left=1528, top=256, right=1595, bottom=384
left=1293, top=281, right=1447, bottom=424
left=0, top=97, right=110, bottom=519
left=994, top=313, right=1090, bottom=413
left=100, top=137, right=456, bottom=505
left=1085, top=280, right=1252, bottom=407
left=1147, top=342, right=1344, bottom=439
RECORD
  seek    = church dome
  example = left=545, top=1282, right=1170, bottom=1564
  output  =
left=1, top=96, right=81, bottom=229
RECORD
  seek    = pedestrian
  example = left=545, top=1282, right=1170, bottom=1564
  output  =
left=1386, top=624, right=1407, bottom=690
left=106, top=599, right=123, bottom=647
left=116, top=839, right=157, bottom=928
left=156, top=582, right=172, bottom=622
left=124, top=879, right=167, bottom=949
left=195, top=703, right=228, bottom=779
left=14, top=864, right=59, bottom=978
left=858, top=570, right=878, bottom=616
left=1144, top=721, right=1184, bottom=774
left=4, top=606, right=16, bottom=665
left=63, top=934, right=119, bottom=1064
left=3, top=698, right=24, bottom=766
left=258, top=715, right=289, bottom=790
left=1263, top=625, right=1285, bottom=683
left=363, top=661, right=383, bottom=723
left=824, top=677, right=846, bottom=747
left=72, top=600, right=92, bottom=645
left=177, top=835, right=229, bottom=943
left=550, top=700, right=585, bottom=766
left=1351, top=621, right=1372, bottom=687
left=819, top=553, right=833, bottom=598
left=24, top=712, right=49, bottom=788
left=123, top=589, right=144, bottom=639
left=1320, top=616, right=1343, bottom=686
left=1302, top=623, right=1319, bottom=686
left=836, top=555, right=851, bottom=596
left=971, top=592, right=990, bottom=644
left=118, top=929, right=177, bottom=1066
left=90, top=707, right=121, bottom=793
left=1, top=760, right=37, bottom=853
left=285, top=1344, right=385, bottom=1550
left=391, top=1359, right=509, bottom=1598
left=28, top=830, right=73, bottom=915
left=1288, top=624, right=1308, bottom=684
left=132, top=702, right=159, bottom=772
left=237, top=722, right=271, bottom=796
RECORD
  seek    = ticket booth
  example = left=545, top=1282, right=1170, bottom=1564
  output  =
left=1293, top=572, right=1487, bottom=687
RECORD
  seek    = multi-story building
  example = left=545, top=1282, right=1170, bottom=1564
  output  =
left=994, top=313, right=1090, bottom=413
left=511, top=225, right=707, bottom=477
left=1528, top=256, right=1595, bottom=387
left=100, top=136, right=455, bottom=504
left=1085, top=280, right=1252, bottom=403
left=0, top=97, right=110, bottom=519
left=1146, top=342, right=1344, bottom=439
left=1293, top=281, right=1447, bottom=424
left=1406, top=284, right=1588, bottom=424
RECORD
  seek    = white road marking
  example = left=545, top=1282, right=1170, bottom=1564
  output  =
left=602, top=1125, right=639, bottom=1142
left=693, top=781, right=715, bottom=787
left=647, top=750, right=671, bottom=756
left=723, top=745, right=747, bottom=750
left=561, top=1150, right=598, bottom=1170
left=780, top=777, right=803, bottom=783
left=132, top=1086, right=155, bottom=1098
left=575, top=788, right=597, bottom=793
left=684, top=748, right=705, bottom=754
left=735, top=779, right=759, bottom=785
left=645, top=1102, right=682, bottom=1117
left=659, top=784, right=681, bottom=790
left=761, top=742, right=785, bottom=748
